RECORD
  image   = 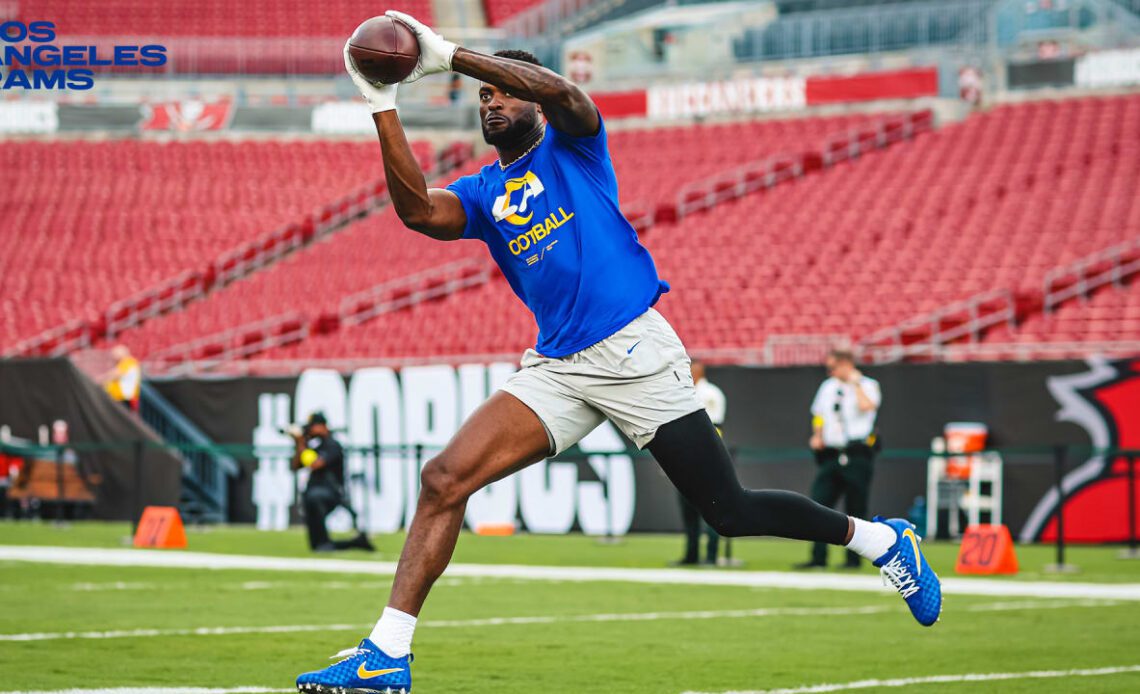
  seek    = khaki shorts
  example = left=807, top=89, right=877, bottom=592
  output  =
left=501, top=308, right=704, bottom=455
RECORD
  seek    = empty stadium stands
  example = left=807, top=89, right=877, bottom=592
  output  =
left=0, top=139, right=435, bottom=355
left=259, top=94, right=1139, bottom=365
left=984, top=282, right=1140, bottom=353
left=971, top=237, right=1140, bottom=360
left=11, top=95, right=1136, bottom=369
left=105, top=114, right=883, bottom=364
left=857, top=94, right=1140, bottom=361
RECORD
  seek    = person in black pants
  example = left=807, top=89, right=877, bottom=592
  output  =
left=797, top=349, right=882, bottom=570
left=289, top=412, right=374, bottom=553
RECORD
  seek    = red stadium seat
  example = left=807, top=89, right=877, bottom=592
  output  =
left=0, top=139, right=434, bottom=353
left=275, top=94, right=1140, bottom=361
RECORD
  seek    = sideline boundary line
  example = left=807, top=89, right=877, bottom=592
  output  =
left=681, top=664, right=1140, bottom=694
left=4, top=545, right=1140, bottom=600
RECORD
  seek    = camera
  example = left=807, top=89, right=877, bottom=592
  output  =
left=278, top=423, right=304, bottom=437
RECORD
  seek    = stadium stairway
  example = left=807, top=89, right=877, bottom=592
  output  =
left=138, top=382, right=240, bottom=523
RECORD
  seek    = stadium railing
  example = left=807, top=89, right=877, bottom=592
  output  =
left=99, top=184, right=378, bottom=343
left=338, top=259, right=496, bottom=327
left=858, top=234, right=1140, bottom=364
left=1043, top=236, right=1140, bottom=314
left=672, top=153, right=813, bottom=221
left=146, top=313, right=310, bottom=365
left=857, top=289, right=1018, bottom=364
left=5, top=319, right=93, bottom=359
left=9, top=143, right=475, bottom=360
left=665, top=110, right=931, bottom=224
left=896, top=339, right=1140, bottom=362
left=143, top=259, right=495, bottom=371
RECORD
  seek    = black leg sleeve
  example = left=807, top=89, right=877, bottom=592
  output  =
left=647, top=410, right=850, bottom=545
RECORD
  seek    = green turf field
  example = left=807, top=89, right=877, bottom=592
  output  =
left=2, top=521, right=1140, bottom=693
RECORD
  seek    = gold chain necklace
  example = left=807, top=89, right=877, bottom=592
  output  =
left=499, top=132, right=545, bottom=170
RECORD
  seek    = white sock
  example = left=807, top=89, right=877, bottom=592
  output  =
left=369, top=607, right=417, bottom=658
left=845, top=517, right=897, bottom=562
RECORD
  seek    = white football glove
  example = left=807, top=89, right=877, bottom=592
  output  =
left=343, top=40, right=398, bottom=113
left=385, top=10, right=458, bottom=83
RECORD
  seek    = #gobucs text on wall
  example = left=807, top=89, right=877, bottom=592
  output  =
left=252, top=364, right=635, bottom=536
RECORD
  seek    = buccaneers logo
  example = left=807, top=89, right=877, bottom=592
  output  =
left=140, top=99, right=234, bottom=132
left=1021, top=357, right=1140, bottom=542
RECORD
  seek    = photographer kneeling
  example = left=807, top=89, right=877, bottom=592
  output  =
left=289, top=412, right=374, bottom=553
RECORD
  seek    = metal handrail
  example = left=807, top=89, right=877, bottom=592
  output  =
left=859, top=288, right=1017, bottom=363
left=339, top=259, right=494, bottom=326
left=5, top=319, right=91, bottom=358
left=105, top=270, right=208, bottom=339
left=148, top=313, right=308, bottom=364
left=675, top=153, right=806, bottom=219
left=670, top=111, right=929, bottom=222
left=910, top=339, right=1140, bottom=362
left=12, top=145, right=474, bottom=359
left=1043, top=237, right=1140, bottom=314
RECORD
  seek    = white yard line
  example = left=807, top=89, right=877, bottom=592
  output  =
left=3, top=545, right=1140, bottom=600
left=0, top=599, right=1117, bottom=642
left=681, top=664, right=1140, bottom=694
left=4, top=664, right=1139, bottom=694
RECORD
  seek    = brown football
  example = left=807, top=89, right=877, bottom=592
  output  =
left=347, top=16, right=420, bottom=85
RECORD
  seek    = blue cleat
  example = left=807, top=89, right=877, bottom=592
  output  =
left=871, top=516, right=942, bottom=626
left=296, top=639, right=412, bottom=693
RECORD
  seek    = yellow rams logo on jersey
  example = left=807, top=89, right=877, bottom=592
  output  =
left=492, top=171, right=545, bottom=225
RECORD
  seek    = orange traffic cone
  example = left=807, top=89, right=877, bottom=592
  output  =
left=133, top=506, right=188, bottom=549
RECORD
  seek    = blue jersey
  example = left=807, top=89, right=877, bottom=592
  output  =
left=447, top=118, right=668, bottom=357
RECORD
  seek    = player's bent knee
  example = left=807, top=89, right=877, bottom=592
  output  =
left=418, top=458, right=470, bottom=509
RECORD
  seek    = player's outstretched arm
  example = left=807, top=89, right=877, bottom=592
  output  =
left=450, top=49, right=598, bottom=137
left=373, top=111, right=466, bottom=241
left=386, top=10, right=598, bottom=137
left=343, top=41, right=466, bottom=241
